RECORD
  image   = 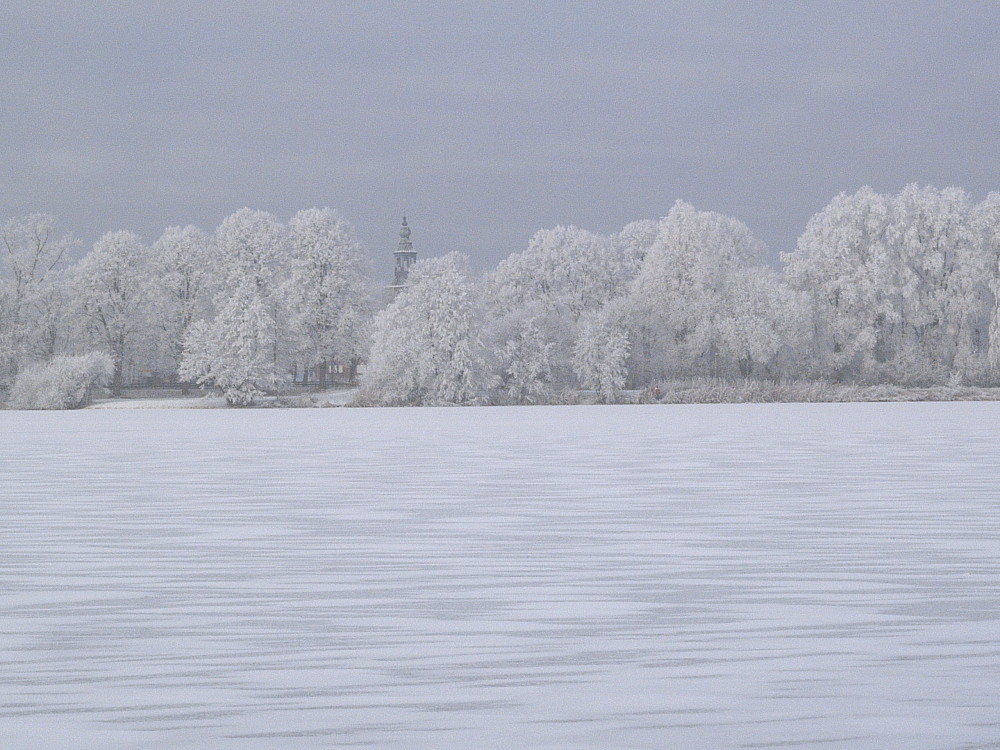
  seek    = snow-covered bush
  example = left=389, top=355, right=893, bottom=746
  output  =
left=7, top=352, right=113, bottom=409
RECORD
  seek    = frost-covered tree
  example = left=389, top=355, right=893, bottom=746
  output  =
left=179, top=208, right=286, bottom=406
left=24, top=269, right=75, bottom=361
left=974, top=192, right=1000, bottom=375
left=716, top=267, right=807, bottom=378
left=487, top=225, right=637, bottom=386
left=180, top=296, right=281, bottom=405
left=573, top=310, right=630, bottom=402
left=362, top=252, right=491, bottom=405
left=611, top=219, right=659, bottom=273
left=783, top=187, right=893, bottom=379
left=285, top=208, right=372, bottom=387
left=74, top=230, right=152, bottom=395
left=0, top=214, right=76, bottom=386
left=493, top=315, right=554, bottom=404
left=626, top=201, right=793, bottom=381
left=785, top=185, right=993, bottom=384
left=490, top=225, right=633, bottom=321
left=149, top=225, right=213, bottom=379
left=885, top=185, right=983, bottom=383
left=0, top=284, right=11, bottom=375
left=10, top=189, right=1000, bottom=403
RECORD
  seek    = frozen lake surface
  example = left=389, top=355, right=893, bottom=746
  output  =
left=2, top=403, right=999, bottom=749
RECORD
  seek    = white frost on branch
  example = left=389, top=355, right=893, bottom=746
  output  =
left=179, top=209, right=286, bottom=406
left=362, top=252, right=492, bottom=405
left=284, top=208, right=372, bottom=386
left=573, top=310, right=630, bottom=402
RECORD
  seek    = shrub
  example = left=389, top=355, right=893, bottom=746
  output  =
left=7, top=352, right=115, bottom=409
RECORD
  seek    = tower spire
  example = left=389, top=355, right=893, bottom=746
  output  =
left=389, top=216, right=417, bottom=296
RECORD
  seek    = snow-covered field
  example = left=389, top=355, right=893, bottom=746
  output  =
left=1, top=403, right=998, bottom=749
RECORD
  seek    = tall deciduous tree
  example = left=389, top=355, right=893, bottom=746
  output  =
left=180, top=208, right=287, bottom=405
left=74, top=230, right=151, bottom=395
left=573, top=309, right=630, bottom=402
left=886, top=185, right=984, bottom=383
left=363, top=252, right=491, bottom=405
left=785, top=185, right=994, bottom=384
left=0, top=214, right=76, bottom=385
left=150, top=225, right=213, bottom=380
left=783, top=186, right=893, bottom=379
left=494, top=315, right=554, bottom=404
left=974, top=192, right=1000, bottom=375
left=626, top=201, right=794, bottom=381
left=285, top=208, right=372, bottom=387
left=487, top=225, right=636, bottom=386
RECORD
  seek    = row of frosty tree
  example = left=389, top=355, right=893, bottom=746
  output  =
left=3, top=184, right=1000, bottom=406
left=0, top=207, right=371, bottom=405
left=367, top=185, right=1000, bottom=404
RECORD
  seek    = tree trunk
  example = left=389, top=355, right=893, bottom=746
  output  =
left=112, top=357, right=124, bottom=397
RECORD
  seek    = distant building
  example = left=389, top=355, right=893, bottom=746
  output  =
left=387, top=216, right=417, bottom=298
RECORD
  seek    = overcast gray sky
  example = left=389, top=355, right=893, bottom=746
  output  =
left=4, top=1, right=1000, bottom=277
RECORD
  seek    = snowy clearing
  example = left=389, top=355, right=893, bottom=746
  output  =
left=1, top=402, right=998, bottom=749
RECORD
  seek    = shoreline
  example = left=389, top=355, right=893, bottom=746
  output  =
left=68, top=384, right=1000, bottom=409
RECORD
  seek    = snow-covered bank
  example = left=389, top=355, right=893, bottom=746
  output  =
left=643, top=379, right=1000, bottom=404
left=3, top=403, right=999, bottom=748
left=69, top=382, right=1000, bottom=410
left=83, top=388, right=358, bottom=409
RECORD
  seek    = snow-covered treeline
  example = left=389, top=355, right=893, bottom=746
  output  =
left=0, top=208, right=373, bottom=406
left=4, top=185, right=1000, bottom=407
left=361, top=187, right=1000, bottom=404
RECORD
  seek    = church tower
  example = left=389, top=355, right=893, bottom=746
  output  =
left=388, top=216, right=417, bottom=296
